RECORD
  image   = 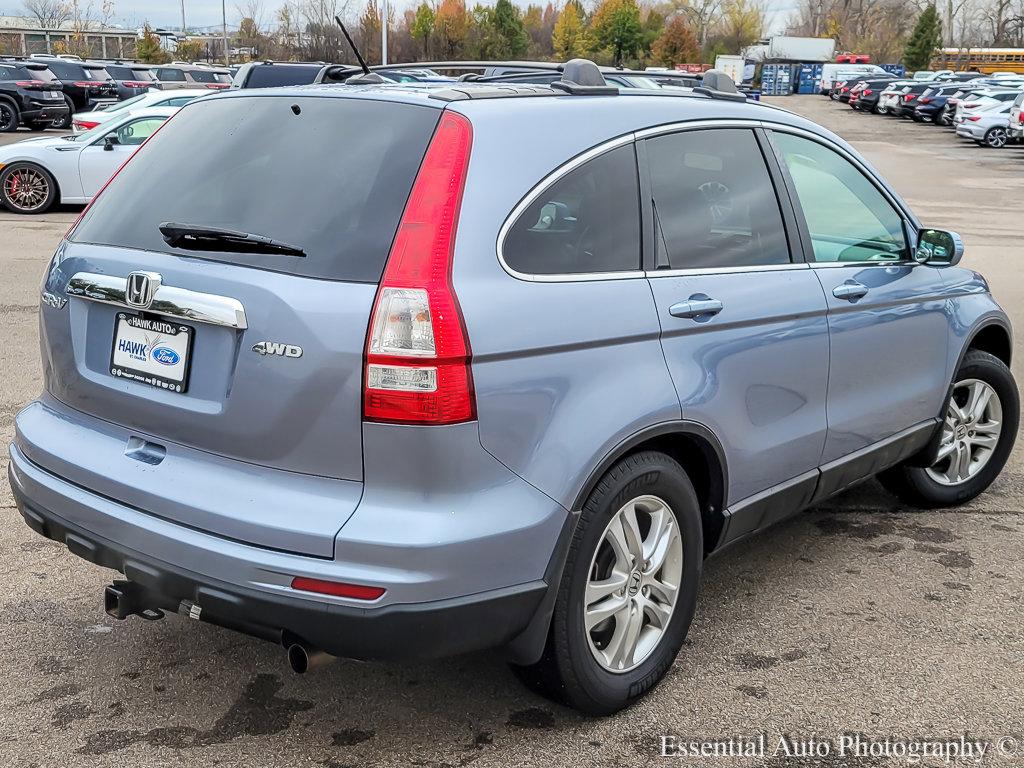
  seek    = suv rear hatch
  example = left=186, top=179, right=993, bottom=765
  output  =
left=41, top=94, right=442, bottom=554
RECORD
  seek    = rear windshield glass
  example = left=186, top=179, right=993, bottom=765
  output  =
left=107, top=65, right=155, bottom=81
left=46, top=61, right=84, bottom=79
left=71, top=96, right=440, bottom=283
left=246, top=64, right=322, bottom=88
left=83, top=66, right=112, bottom=80
left=190, top=69, right=230, bottom=83
left=10, top=65, right=56, bottom=81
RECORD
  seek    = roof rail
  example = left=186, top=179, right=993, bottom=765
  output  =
left=551, top=58, right=618, bottom=95
left=693, top=69, right=746, bottom=102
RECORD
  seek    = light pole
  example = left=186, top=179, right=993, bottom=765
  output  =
left=222, top=0, right=230, bottom=66
left=381, top=0, right=388, bottom=65
left=181, top=0, right=186, bottom=36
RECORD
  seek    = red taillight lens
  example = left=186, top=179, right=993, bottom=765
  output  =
left=290, top=577, right=385, bottom=601
left=204, top=83, right=230, bottom=89
left=73, top=120, right=99, bottom=130
left=15, top=80, right=43, bottom=88
left=123, top=81, right=150, bottom=88
left=966, top=116, right=981, bottom=121
left=363, top=111, right=474, bottom=425
left=905, top=94, right=917, bottom=101
left=919, top=97, right=931, bottom=103
left=863, top=89, right=873, bottom=96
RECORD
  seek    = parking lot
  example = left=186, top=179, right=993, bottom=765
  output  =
left=1, top=95, right=1023, bottom=767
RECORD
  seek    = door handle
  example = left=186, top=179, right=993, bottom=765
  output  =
left=832, top=280, right=869, bottom=301
left=669, top=295, right=724, bottom=320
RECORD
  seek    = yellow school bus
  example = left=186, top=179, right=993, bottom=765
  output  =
left=934, top=47, right=1024, bottom=74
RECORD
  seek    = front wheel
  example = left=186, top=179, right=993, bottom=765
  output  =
left=0, top=100, right=19, bottom=132
left=0, top=162, right=58, bottom=214
left=984, top=127, right=1008, bottom=148
left=510, top=451, right=703, bottom=714
left=879, top=350, right=1019, bottom=508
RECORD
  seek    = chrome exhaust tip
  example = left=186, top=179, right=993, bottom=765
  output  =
left=286, top=641, right=333, bottom=674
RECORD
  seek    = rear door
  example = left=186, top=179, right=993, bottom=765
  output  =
left=641, top=125, right=830, bottom=532
left=58, top=95, right=442, bottom=486
left=767, top=129, right=949, bottom=466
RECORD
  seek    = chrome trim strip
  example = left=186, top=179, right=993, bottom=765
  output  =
left=632, top=118, right=765, bottom=139
left=645, top=262, right=809, bottom=278
left=496, top=133, right=641, bottom=283
left=66, top=272, right=248, bottom=330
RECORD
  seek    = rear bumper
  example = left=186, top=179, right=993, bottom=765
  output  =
left=9, top=446, right=552, bottom=660
left=21, top=104, right=69, bottom=123
left=956, top=123, right=985, bottom=139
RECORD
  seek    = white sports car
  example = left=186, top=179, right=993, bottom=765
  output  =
left=0, top=106, right=177, bottom=214
left=71, top=89, right=207, bottom=132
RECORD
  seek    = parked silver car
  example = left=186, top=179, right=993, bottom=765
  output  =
left=9, top=63, right=1019, bottom=714
left=955, top=100, right=1014, bottom=146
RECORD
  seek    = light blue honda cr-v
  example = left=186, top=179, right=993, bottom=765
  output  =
left=9, top=63, right=1018, bottom=714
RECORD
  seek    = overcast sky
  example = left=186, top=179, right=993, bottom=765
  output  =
left=5, top=0, right=799, bottom=36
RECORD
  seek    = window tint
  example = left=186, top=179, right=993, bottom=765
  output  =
left=772, top=132, right=908, bottom=263
left=189, top=69, right=230, bottom=83
left=46, top=61, right=82, bottom=79
left=156, top=68, right=186, bottom=82
left=71, top=97, right=440, bottom=283
left=246, top=64, right=321, bottom=88
left=503, top=144, right=641, bottom=275
left=0, top=68, right=11, bottom=81
left=165, top=96, right=197, bottom=106
left=646, top=128, right=791, bottom=270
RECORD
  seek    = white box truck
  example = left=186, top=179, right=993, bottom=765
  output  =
left=714, top=54, right=745, bottom=84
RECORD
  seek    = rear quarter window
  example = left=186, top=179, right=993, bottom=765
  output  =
left=502, top=143, right=641, bottom=276
left=70, top=96, right=441, bottom=283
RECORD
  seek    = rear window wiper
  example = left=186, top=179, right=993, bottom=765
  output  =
left=158, top=222, right=306, bottom=258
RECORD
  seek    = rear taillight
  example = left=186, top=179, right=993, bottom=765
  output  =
left=919, top=97, right=931, bottom=103
left=73, top=80, right=100, bottom=88
left=73, top=120, right=99, bottom=130
left=966, top=116, right=981, bottom=121
left=905, top=94, right=917, bottom=101
left=123, top=81, right=150, bottom=88
left=15, top=80, right=42, bottom=88
left=204, top=83, right=230, bottom=89
left=363, top=111, right=474, bottom=425
left=863, top=89, right=873, bottom=96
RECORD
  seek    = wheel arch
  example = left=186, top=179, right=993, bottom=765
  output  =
left=571, top=421, right=729, bottom=559
left=964, top=320, right=1012, bottom=367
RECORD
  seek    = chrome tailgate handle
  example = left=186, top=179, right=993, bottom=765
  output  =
left=66, top=272, right=248, bottom=330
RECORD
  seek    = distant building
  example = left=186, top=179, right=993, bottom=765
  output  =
left=0, top=15, right=138, bottom=58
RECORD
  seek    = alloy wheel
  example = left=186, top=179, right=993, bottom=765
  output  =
left=986, top=128, right=1008, bottom=148
left=584, top=495, right=683, bottom=673
left=0, top=103, right=15, bottom=131
left=926, top=378, right=1003, bottom=486
left=3, top=167, right=50, bottom=212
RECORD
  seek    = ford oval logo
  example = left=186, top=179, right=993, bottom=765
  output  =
left=152, top=346, right=180, bottom=366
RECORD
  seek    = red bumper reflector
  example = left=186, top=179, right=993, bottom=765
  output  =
left=290, top=577, right=386, bottom=600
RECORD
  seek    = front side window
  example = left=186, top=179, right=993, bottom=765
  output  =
left=772, top=131, right=908, bottom=263
left=645, top=128, right=791, bottom=270
left=503, top=143, right=641, bottom=275
left=106, top=117, right=166, bottom=146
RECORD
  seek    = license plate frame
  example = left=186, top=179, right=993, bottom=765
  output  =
left=109, top=312, right=194, bottom=393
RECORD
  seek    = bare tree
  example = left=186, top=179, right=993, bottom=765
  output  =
left=21, top=0, right=72, bottom=29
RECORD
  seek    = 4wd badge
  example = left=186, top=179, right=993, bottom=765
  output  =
left=252, top=341, right=303, bottom=358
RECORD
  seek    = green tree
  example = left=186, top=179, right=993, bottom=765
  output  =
left=552, top=0, right=588, bottom=59
left=590, top=0, right=643, bottom=66
left=491, top=0, right=529, bottom=57
left=174, top=38, right=205, bottom=62
left=411, top=2, right=435, bottom=58
left=435, top=0, right=470, bottom=57
left=136, top=23, right=171, bottom=64
left=651, top=16, right=700, bottom=67
left=641, top=9, right=664, bottom=58
left=903, top=4, right=942, bottom=71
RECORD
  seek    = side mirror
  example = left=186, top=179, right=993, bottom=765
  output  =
left=103, top=135, right=119, bottom=151
left=914, top=228, right=964, bottom=266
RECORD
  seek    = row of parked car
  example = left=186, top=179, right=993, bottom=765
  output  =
left=0, top=54, right=232, bottom=132
left=0, top=58, right=737, bottom=214
left=826, top=67, right=1024, bottom=149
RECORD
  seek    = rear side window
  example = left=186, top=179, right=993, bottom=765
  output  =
left=71, top=96, right=440, bottom=283
left=246, top=65, right=322, bottom=88
left=155, top=68, right=186, bottom=81
left=502, top=144, right=641, bottom=275
left=645, top=128, right=791, bottom=270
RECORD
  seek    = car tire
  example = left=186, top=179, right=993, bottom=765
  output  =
left=0, top=162, right=58, bottom=214
left=51, top=98, right=73, bottom=130
left=983, top=127, right=1008, bottom=148
left=509, top=451, right=703, bottom=714
left=877, top=105, right=888, bottom=115
left=879, top=350, right=1019, bottom=508
left=0, top=100, right=19, bottom=132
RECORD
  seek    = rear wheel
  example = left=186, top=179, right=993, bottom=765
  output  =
left=0, top=162, right=57, bottom=214
left=984, top=126, right=1008, bottom=148
left=879, top=350, right=1019, bottom=508
left=510, top=451, right=702, bottom=714
left=0, top=100, right=19, bottom=132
